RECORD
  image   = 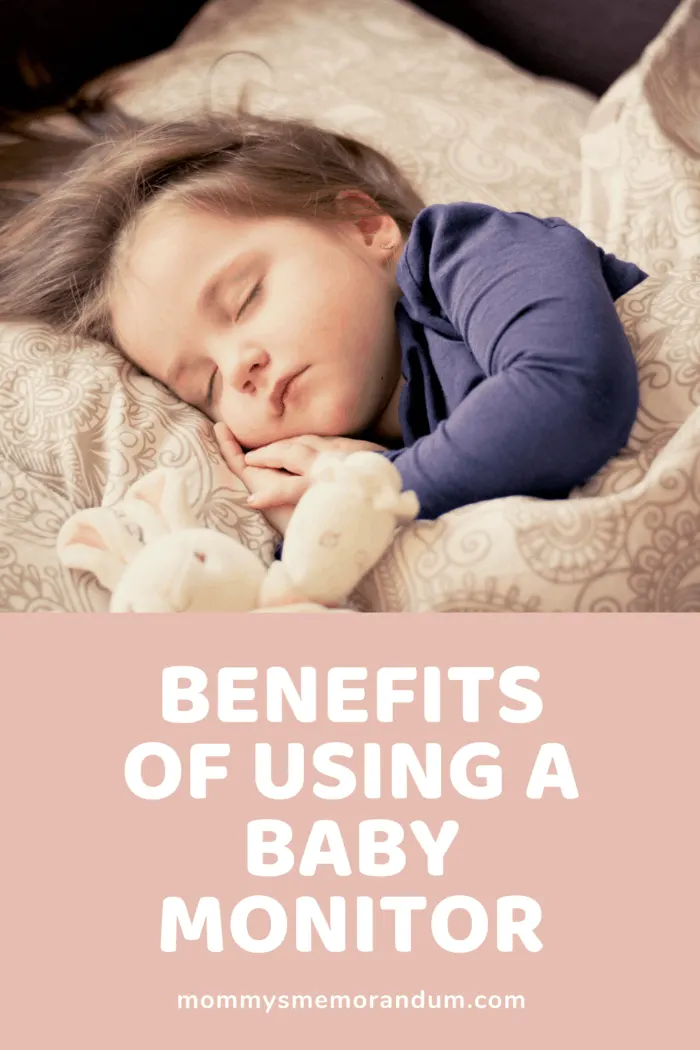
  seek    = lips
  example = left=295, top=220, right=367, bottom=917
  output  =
left=270, top=367, right=308, bottom=414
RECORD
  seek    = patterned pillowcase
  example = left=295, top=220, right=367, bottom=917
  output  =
left=579, top=0, right=700, bottom=275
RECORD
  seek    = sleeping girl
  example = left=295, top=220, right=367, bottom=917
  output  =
left=0, top=110, right=646, bottom=534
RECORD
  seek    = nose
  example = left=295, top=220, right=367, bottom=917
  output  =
left=229, top=345, right=270, bottom=394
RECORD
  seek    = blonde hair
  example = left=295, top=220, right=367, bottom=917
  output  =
left=0, top=107, right=424, bottom=343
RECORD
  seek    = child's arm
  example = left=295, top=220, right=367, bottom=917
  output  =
left=384, top=204, right=643, bottom=519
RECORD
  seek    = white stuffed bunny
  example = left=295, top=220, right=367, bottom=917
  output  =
left=56, top=453, right=419, bottom=612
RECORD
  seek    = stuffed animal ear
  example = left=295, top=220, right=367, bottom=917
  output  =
left=56, top=508, right=138, bottom=591
left=124, top=468, right=197, bottom=538
left=374, top=490, right=420, bottom=522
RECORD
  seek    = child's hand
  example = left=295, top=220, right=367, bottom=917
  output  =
left=214, top=423, right=302, bottom=536
left=243, top=435, right=387, bottom=507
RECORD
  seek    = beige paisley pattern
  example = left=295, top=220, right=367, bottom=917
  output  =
left=1, top=0, right=699, bottom=612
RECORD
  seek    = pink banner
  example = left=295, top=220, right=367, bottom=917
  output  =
left=4, top=614, right=696, bottom=1046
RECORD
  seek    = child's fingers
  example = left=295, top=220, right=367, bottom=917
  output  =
left=247, top=476, right=309, bottom=509
left=214, top=422, right=246, bottom=476
left=245, top=442, right=318, bottom=474
left=243, top=439, right=288, bottom=465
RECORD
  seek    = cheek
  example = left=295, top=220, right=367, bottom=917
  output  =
left=314, top=373, right=376, bottom=436
left=303, top=257, right=374, bottom=330
left=215, top=395, right=263, bottom=448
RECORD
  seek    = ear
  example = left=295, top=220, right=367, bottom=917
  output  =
left=124, top=469, right=197, bottom=537
left=334, top=190, right=400, bottom=261
left=56, top=509, right=135, bottom=591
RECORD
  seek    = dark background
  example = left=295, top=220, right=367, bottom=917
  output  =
left=413, top=0, right=680, bottom=96
left=0, top=1, right=209, bottom=114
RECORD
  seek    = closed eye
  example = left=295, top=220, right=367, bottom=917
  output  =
left=205, top=369, right=219, bottom=409
left=237, top=280, right=262, bottom=320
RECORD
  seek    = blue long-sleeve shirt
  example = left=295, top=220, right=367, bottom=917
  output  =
left=381, top=203, right=646, bottom=520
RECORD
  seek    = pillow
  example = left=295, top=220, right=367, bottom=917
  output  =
left=0, top=327, right=277, bottom=611
left=579, top=0, right=700, bottom=274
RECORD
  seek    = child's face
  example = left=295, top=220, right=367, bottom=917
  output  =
left=109, top=200, right=403, bottom=448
